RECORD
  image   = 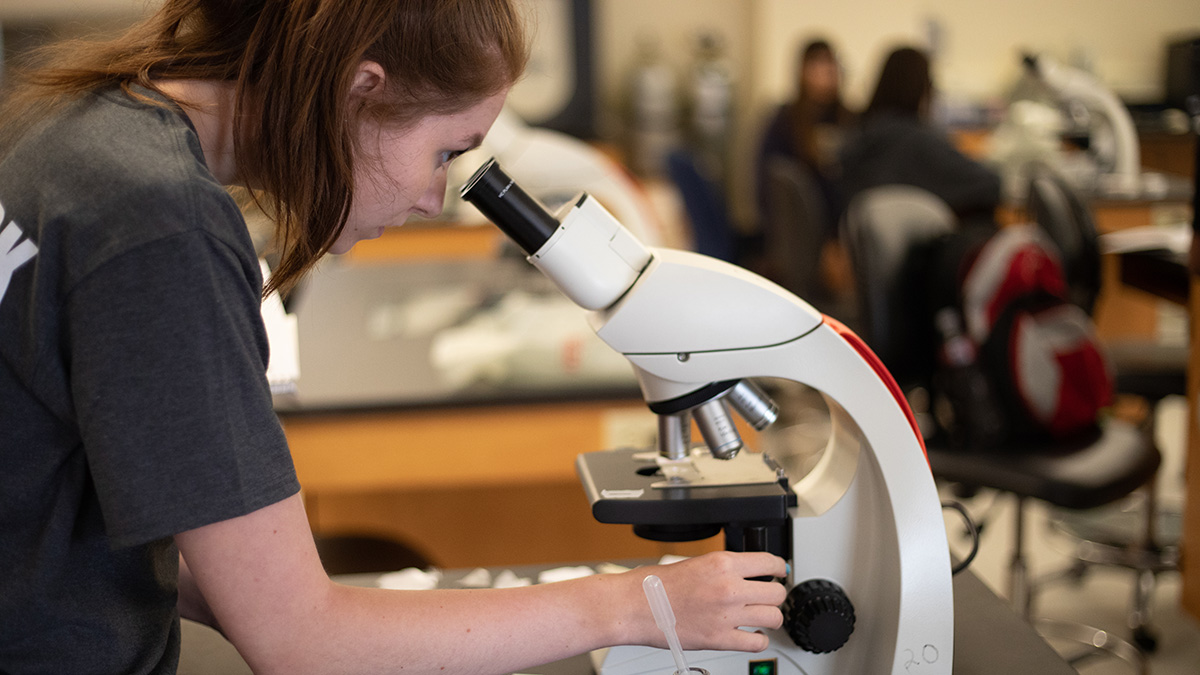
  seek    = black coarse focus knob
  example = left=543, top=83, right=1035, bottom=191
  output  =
left=782, top=579, right=856, bottom=653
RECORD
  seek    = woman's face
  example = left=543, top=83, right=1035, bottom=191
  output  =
left=801, top=53, right=840, bottom=105
left=330, top=89, right=509, bottom=254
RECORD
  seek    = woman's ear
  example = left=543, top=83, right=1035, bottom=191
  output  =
left=351, top=61, right=387, bottom=98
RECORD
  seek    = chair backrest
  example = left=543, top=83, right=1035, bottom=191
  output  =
left=841, top=185, right=956, bottom=387
left=1026, top=166, right=1102, bottom=313
left=665, top=149, right=739, bottom=262
left=762, top=156, right=828, bottom=300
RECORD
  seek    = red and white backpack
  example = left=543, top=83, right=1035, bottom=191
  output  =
left=937, top=224, right=1113, bottom=441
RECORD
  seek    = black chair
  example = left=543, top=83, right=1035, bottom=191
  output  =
left=1027, top=165, right=1188, bottom=401
left=761, top=157, right=858, bottom=326
left=1026, top=166, right=1103, bottom=314
left=1026, top=165, right=1184, bottom=652
left=762, top=157, right=827, bottom=298
left=840, top=185, right=954, bottom=389
left=842, top=185, right=1161, bottom=673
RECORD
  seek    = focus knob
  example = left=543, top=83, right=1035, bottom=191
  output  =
left=782, top=579, right=856, bottom=653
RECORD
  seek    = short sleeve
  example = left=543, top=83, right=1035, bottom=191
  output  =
left=65, top=229, right=299, bottom=548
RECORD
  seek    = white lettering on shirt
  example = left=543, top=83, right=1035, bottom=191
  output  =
left=0, top=200, right=38, bottom=305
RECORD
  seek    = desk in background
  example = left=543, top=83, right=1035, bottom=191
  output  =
left=276, top=226, right=723, bottom=568
left=1109, top=243, right=1200, bottom=623
left=282, top=400, right=723, bottom=568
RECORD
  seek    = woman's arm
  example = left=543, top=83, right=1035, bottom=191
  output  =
left=177, top=552, right=220, bottom=633
left=175, top=492, right=786, bottom=675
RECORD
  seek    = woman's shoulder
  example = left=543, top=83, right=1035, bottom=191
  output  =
left=46, top=87, right=218, bottom=202
left=34, top=90, right=234, bottom=216
left=0, top=89, right=251, bottom=287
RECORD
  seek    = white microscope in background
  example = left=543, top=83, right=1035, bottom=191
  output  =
left=460, top=159, right=953, bottom=675
left=991, top=53, right=1169, bottom=201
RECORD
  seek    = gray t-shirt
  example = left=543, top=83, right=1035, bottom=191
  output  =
left=0, top=87, right=300, bottom=673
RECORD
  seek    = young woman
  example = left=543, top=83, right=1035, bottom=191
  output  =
left=756, top=38, right=857, bottom=237
left=0, top=2, right=786, bottom=673
left=837, top=46, right=1002, bottom=229
left=753, top=38, right=857, bottom=307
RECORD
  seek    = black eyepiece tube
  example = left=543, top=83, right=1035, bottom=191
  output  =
left=459, top=158, right=560, bottom=254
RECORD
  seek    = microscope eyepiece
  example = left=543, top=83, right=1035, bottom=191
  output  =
left=460, top=158, right=560, bottom=255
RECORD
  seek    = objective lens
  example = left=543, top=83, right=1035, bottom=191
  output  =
left=693, top=398, right=743, bottom=460
left=726, top=380, right=779, bottom=431
left=657, top=412, right=692, bottom=461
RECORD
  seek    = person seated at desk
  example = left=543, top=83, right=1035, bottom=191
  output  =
left=839, top=46, right=1002, bottom=230
left=756, top=38, right=856, bottom=238
left=0, top=1, right=787, bottom=674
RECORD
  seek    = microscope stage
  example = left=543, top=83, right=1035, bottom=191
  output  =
left=576, top=447, right=795, bottom=528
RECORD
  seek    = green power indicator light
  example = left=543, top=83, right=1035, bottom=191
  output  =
left=749, top=659, right=777, bottom=675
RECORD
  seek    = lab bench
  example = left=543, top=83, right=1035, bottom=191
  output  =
left=280, top=398, right=723, bottom=568
left=178, top=563, right=1075, bottom=675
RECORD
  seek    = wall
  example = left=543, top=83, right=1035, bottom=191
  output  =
left=0, top=0, right=147, bottom=22
left=596, top=0, right=1200, bottom=111
left=595, top=0, right=1200, bottom=222
left=750, top=0, right=1200, bottom=107
left=5, top=0, right=1197, bottom=222
left=5, top=0, right=1198, bottom=107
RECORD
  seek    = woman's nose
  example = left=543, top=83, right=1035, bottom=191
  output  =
left=412, top=172, right=447, bottom=219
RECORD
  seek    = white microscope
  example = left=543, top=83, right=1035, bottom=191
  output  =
left=460, top=159, right=954, bottom=675
left=996, top=54, right=1160, bottom=200
left=1024, top=53, right=1144, bottom=198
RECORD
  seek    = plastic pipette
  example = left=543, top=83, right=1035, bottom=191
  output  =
left=642, top=574, right=691, bottom=675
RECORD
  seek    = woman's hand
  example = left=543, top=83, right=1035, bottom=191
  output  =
left=617, top=551, right=787, bottom=653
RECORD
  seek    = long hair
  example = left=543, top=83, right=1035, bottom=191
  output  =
left=788, top=38, right=854, bottom=170
left=863, top=46, right=932, bottom=121
left=0, top=0, right=529, bottom=294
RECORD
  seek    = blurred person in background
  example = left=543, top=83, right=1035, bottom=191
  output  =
left=839, top=46, right=1001, bottom=229
left=756, top=38, right=857, bottom=237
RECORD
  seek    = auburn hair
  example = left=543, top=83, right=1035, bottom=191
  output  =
left=0, top=0, right=529, bottom=295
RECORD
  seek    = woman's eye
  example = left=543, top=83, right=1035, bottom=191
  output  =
left=440, top=150, right=464, bottom=166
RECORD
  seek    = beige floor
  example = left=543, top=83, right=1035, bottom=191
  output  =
left=941, top=396, right=1200, bottom=675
